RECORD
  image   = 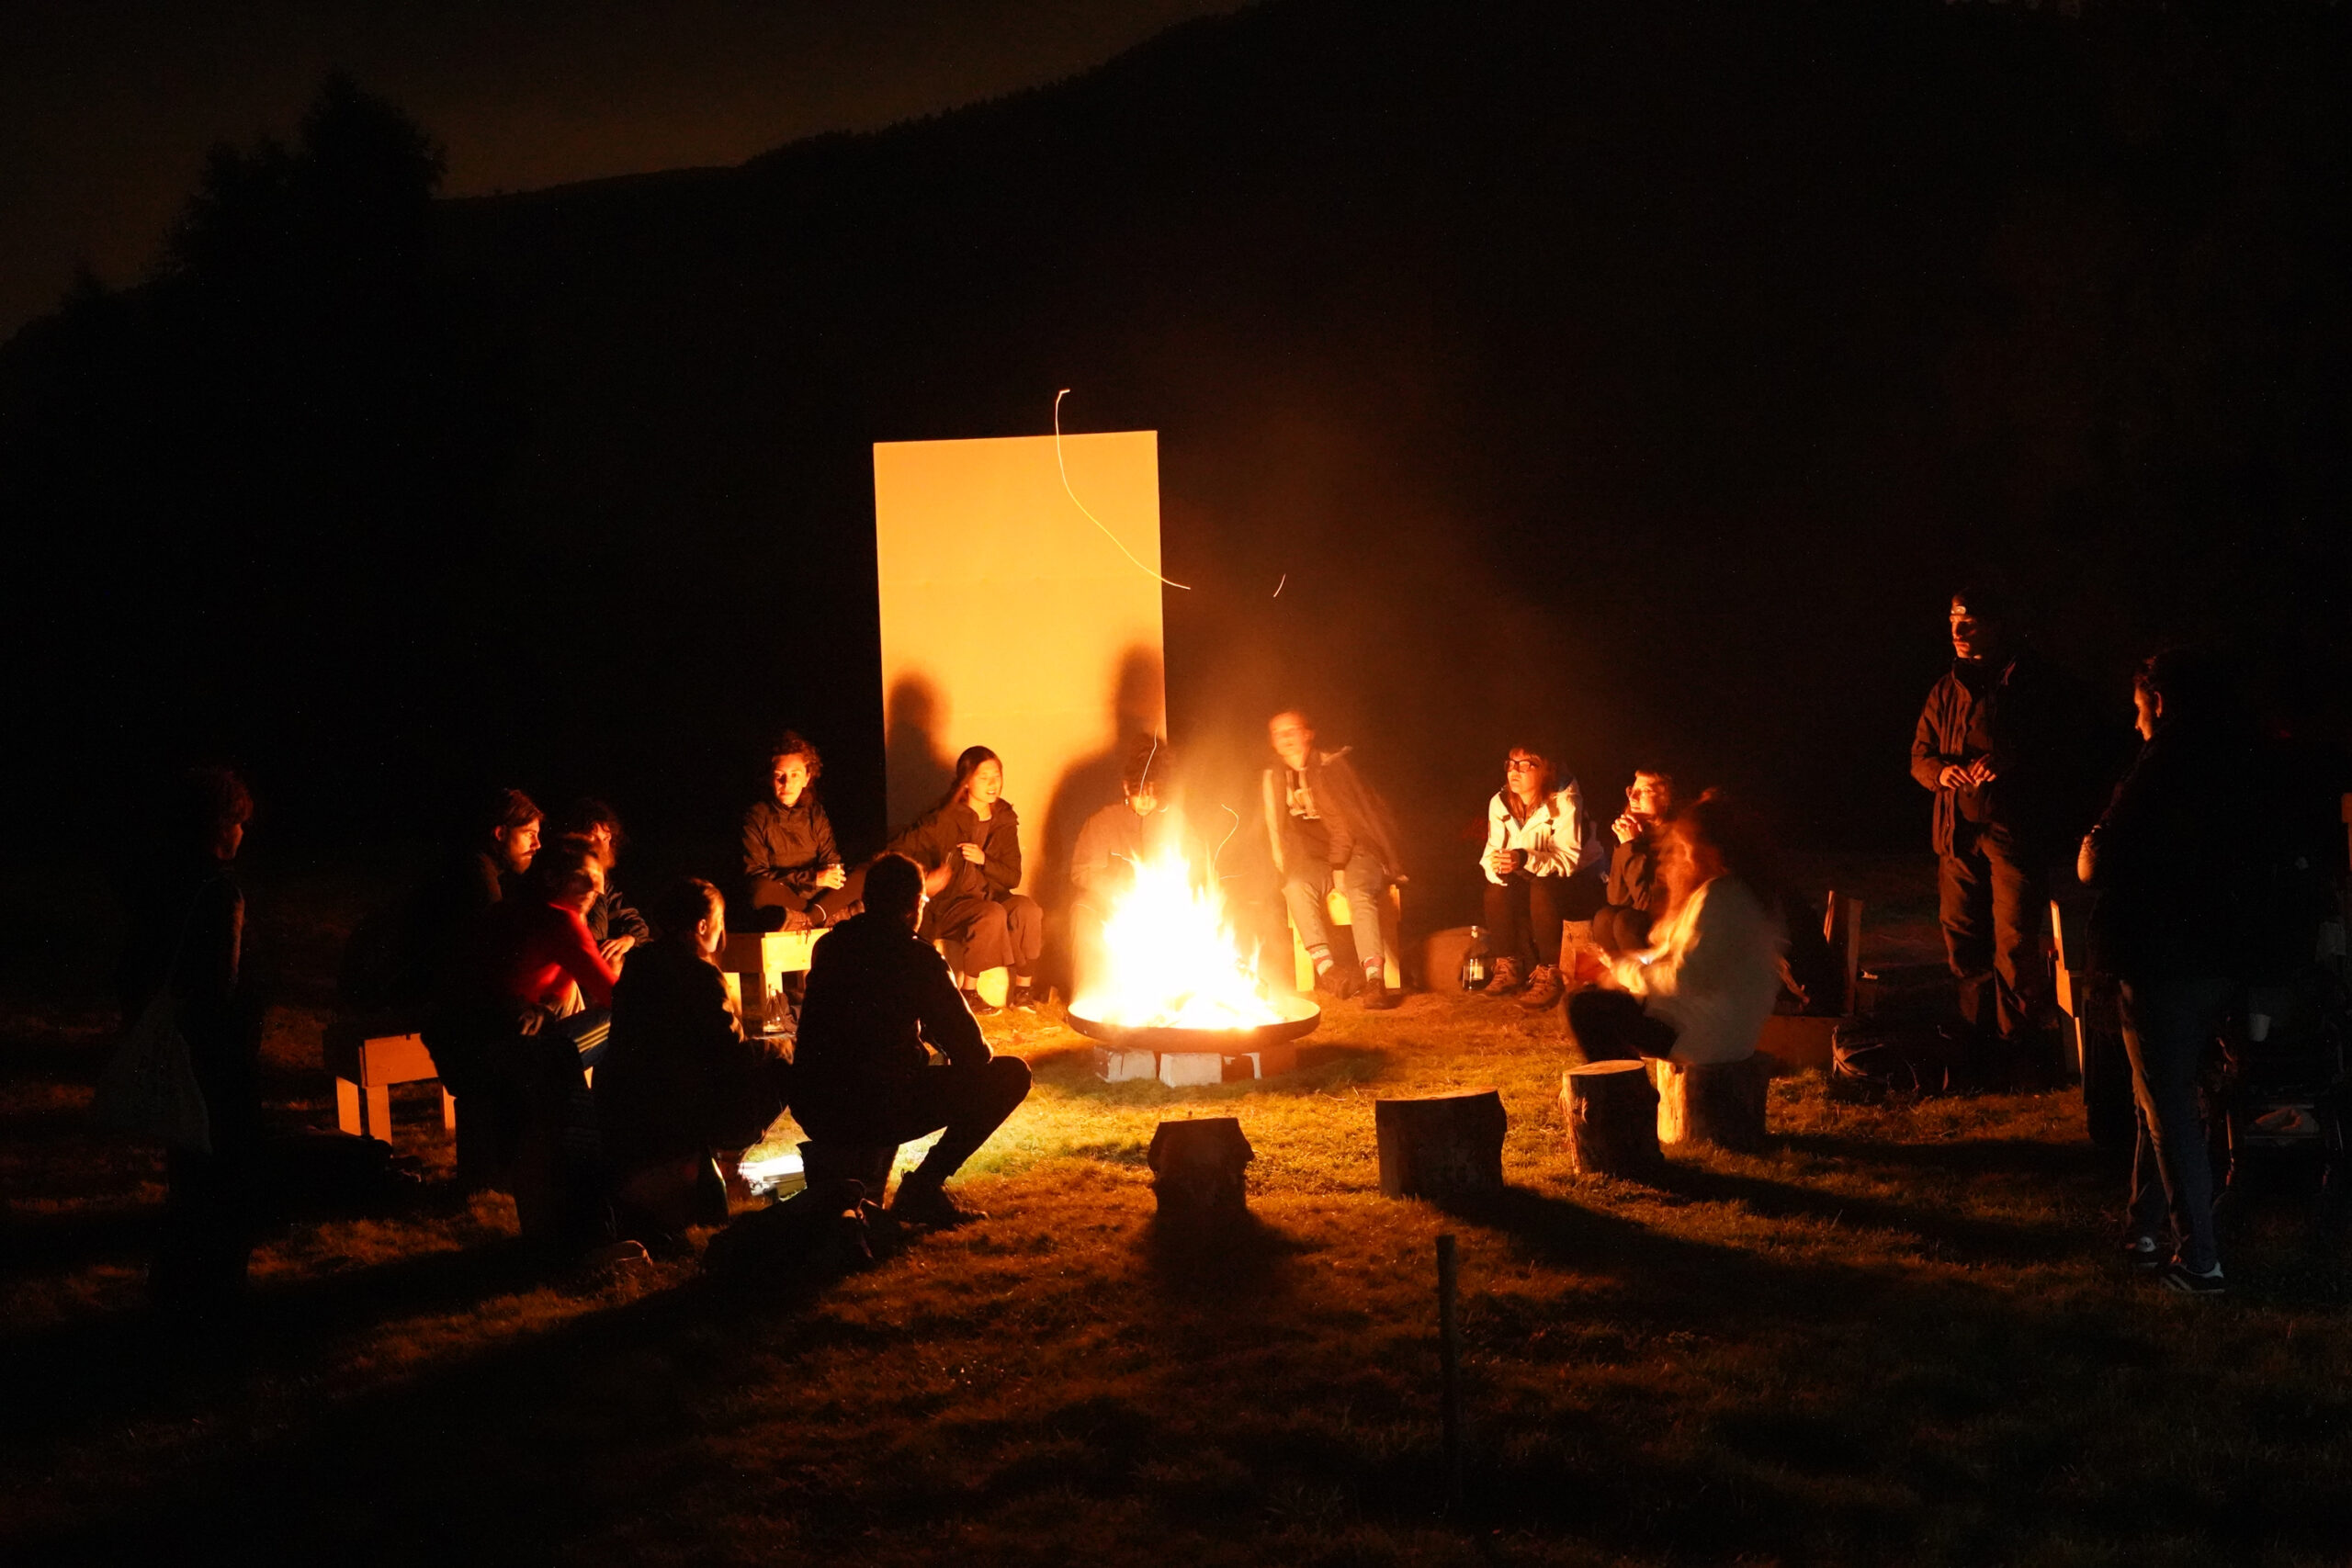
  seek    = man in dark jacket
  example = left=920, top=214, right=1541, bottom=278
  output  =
left=741, top=731, right=852, bottom=930
left=790, top=854, right=1032, bottom=1227
left=1262, top=711, right=1408, bottom=1010
left=1909, top=587, right=2081, bottom=1064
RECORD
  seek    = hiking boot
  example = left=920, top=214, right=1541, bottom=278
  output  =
left=1485, top=955, right=1527, bottom=996
left=2159, top=1261, right=2226, bottom=1296
left=2120, top=1234, right=2164, bottom=1271
left=1007, top=984, right=1046, bottom=1010
left=961, top=989, right=1001, bottom=1017
left=1316, top=964, right=1362, bottom=1000
left=891, top=1181, right=986, bottom=1229
left=1518, top=964, right=1565, bottom=1010
left=1360, top=981, right=1402, bottom=1011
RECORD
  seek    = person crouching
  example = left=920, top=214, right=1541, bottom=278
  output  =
left=790, top=853, right=1032, bottom=1228
left=596, top=878, right=794, bottom=1253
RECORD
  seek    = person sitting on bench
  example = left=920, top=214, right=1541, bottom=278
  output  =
left=554, top=798, right=651, bottom=972
left=1567, top=792, right=1785, bottom=1066
left=597, top=877, right=793, bottom=1249
left=426, top=839, right=621, bottom=1260
left=741, top=731, right=854, bottom=931
left=1263, top=710, right=1408, bottom=1010
left=1476, top=741, right=1607, bottom=1010
left=790, top=853, right=1033, bottom=1228
left=888, top=746, right=1045, bottom=1011
left=383, top=786, right=542, bottom=1013
left=1591, top=767, right=1676, bottom=960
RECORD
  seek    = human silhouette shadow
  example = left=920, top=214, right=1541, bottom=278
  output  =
left=882, top=671, right=955, bottom=836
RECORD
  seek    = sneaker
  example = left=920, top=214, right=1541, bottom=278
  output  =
left=2159, top=1261, right=2226, bottom=1296
left=1518, top=964, right=1564, bottom=1010
left=2120, top=1234, right=2164, bottom=1271
left=961, top=989, right=1001, bottom=1017
left=1360, top=982, right=1402, bottom=1012
left=891, top=1181, right=986, bottom=1229
left=1486, top=955, right=1527, bottom=997
left=579, top=1239, right=651, bottom=1273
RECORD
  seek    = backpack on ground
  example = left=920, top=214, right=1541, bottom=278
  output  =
left=1830, top=1021, right=1973, bottom=1101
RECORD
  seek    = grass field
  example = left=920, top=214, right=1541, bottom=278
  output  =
left=6, top=858, right=2352, bottom=1565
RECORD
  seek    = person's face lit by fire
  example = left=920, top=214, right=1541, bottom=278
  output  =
left=1269, top=713, right=1314, bottom=770
left=1949, top=598, right=2007, bottom=664
left=582, top=821, right=617, bottom=870
left=771, top=753, right=812, bottom=809
left=966, top=757, right=1004, bottom=808
left=1504, top=750, right=1547, bottom=805
left=495, top=816, right=542, bottom=874
left=1661, top=819, right=1724, bottom=903
left=1627, top=773, right=1671, bottom=822
left=2132, top=680, right=2162, bottom=742
left=1125, top=781, right=1159, bottom=818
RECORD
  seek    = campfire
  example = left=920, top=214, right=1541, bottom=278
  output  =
left=1068, top=836, right=1318, bottom=1080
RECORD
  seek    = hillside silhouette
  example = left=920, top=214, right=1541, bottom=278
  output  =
left=4, top=0, right=2347, bottom=918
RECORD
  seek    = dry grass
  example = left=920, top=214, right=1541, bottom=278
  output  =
left=7, top=884, right=2352, bottom=1564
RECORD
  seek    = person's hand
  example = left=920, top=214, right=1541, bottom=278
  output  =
left=515, top=1006, right=547, bottom=1037
left=1489, top=848, right=1523, bottom=876
left=1966, top=758, right=1999, bottom=786
left=959, top=842, right=986, bottom=865
left=1938, top=763, right=1972, bottom=790
left=922, top=861, right=956, bottom=897
left=600, top=935, right=634, bottom=966
left=1612, top=812, right=1639, bottom=844
left=817, top=863, right=848, bottom=890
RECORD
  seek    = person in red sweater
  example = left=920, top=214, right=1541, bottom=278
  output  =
left=427, top=840, right=624, bottom=1260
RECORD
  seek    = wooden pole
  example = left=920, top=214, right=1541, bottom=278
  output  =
left=1437, top=1233, right=1462, bottom=1506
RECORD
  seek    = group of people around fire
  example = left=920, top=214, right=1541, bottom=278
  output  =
left=115, top=582, right=2346, bottom=1306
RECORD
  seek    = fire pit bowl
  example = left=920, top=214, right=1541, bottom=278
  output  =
left=1065, top=991, right=1322, bottom=1055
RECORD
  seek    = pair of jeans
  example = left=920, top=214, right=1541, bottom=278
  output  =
left=2119, top=974, right=2233, bottom=1273
left=1484, top=873, right=1568, bottom=971
left=797, top=1055, right=1035, bottom=1188
left=1938, top=820, right=2050, bottom=1042
left=1283, top=849, right=1392, bottom=975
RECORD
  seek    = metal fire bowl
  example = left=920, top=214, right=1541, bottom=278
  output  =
left=1066, top=992, right=1321, bottom=1055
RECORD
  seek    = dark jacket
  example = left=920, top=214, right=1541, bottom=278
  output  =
left=888, top=801, right=1023, bottom=908
left=119, top=857, right=261, bottom=1145
left=2082, top=718, right=2256, bottom=981
left=1606, top=828, right=1669, bottom=913
left=741, top=795, right=843, bottom=911
left=1261, top=747, right=1408, bottom=876
left=1070, top=803, right=1183, bottom=897
left=586, top=883, right=651, bottom=947
left=791, top=909, right=990, bottom=1115
left=596, top=940, right=791, bottom=1170
left=1909, top=650, right=2086, bottom=859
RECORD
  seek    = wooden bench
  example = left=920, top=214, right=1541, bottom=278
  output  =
left=1290, top=870, right=1405, bottom=994
left=720, top=928, right=826, bottom=1032
left=323, top=1022, right=451, bottom=1141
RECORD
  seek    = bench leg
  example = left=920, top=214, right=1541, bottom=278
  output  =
left=441, top=1086, right=458, bottom=1132
left=335, top=1077, right=364, bottom=1135
left=363, top=1084, right=392, bottom=1139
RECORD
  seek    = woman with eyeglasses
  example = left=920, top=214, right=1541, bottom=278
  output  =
left=1477, top=744, right=1608, bottom=1009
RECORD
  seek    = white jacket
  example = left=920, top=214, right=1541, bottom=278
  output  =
left=1478, top=784, right=1605, bottom=886
left=1610, top=875, right=1786, bottom=1065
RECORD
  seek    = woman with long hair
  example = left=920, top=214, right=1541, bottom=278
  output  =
left=888, top=746, right=1046, bottom=1011
left=1476, top=742, right=1608, bottom=1009
left=1566, top=789, right=1787, bottom=1066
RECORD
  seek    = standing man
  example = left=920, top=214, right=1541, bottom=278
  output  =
left=1263, top=710, right=1408, bottom=1010
left=1909, top=585, right=2076, bottom=1073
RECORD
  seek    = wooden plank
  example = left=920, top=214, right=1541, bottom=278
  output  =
left=357, top=1033, right=436, bottom=1087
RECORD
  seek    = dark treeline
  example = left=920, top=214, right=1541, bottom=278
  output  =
left=4, top=0, right=2347, bottom=921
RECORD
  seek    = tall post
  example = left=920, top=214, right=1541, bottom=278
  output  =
left=1437, top=1233, right=1463, bottom=1506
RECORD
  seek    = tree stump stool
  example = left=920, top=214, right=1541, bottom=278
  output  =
left=1651, top=1056, right=1769, bottom=1152
left=1561, top=1061, right=1663, bottom=1177
left=1148, top=1117, right=1254, bottom=1223
left=1374, top=1089, right=1507, bottom=1201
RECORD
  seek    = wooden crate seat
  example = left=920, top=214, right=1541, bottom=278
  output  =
left=323, top=1021, right=452, bottom=1141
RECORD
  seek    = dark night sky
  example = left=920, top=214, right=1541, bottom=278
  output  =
left=0, top=0, right=1244, bottom=343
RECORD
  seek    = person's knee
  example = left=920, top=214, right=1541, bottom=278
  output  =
left=985, top=1055, right=1033, bottom=1112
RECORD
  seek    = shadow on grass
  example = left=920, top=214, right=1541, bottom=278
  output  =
left=1139, top=1209, right=1312, bottom=1303
left=1780, top=1130, right=2096, bottom=1179
left=1648, top=1160, right=2080, bottom=1265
